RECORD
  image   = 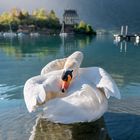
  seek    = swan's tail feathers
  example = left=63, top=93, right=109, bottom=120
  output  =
left=24, top=79, right=46, bottom=112
left=97, top=68, right=121, bottom=100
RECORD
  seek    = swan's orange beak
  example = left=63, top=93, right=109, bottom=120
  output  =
left=61, top=75, right=72, bottom=93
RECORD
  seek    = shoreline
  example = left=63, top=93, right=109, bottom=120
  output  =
left=0, top=29, right=96, bottom=37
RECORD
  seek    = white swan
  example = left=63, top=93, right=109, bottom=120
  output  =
left=24, top=51, right=121, bottom=124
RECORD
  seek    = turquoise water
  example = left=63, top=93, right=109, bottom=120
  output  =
left=0, top=35, right=140, bottom=139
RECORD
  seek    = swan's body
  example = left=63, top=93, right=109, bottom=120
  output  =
left=24, top=51, right=120, bottom=124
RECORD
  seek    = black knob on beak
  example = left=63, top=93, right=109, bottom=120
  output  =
left=62, top=88, right=65, bottom=93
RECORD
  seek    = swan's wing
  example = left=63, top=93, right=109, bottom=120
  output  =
left=93, top=67, right=121, bottom=99
left=41, top=58, right=67, bottom=75
left=97, top=68, right=121, bottom=99
left=43, top=84, right=108, bottom=124
left=23, top=75, right=47, bottom=112
left=24, top=71, right=62, bottom=112
left=80, top=67, right=121, bottom=100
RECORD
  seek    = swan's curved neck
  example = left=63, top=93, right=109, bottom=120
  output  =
left=63, top=51, right=83, bottom=78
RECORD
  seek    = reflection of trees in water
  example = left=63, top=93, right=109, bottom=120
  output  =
left=0, top=35, right=94, bottom=59
left=61, top=35, right=94, bottom=55
left=29, top=117, right=111, bottom=140
left=0, top=36, right=62, bottom=58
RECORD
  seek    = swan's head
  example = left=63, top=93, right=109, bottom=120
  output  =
left=61, top=51, right=83, bottom=92
left=61, top=70, right=73, bottom=92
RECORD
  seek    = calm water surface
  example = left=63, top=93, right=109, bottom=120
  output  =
left=0, top=35, right=140, bottom=140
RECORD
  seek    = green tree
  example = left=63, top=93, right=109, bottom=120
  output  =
left=47, top=10, right=60, bottom=28
left=22, top=10, right=29, bottom=17
left=48, top=10, right=57, bottom=20
left=74, top=21, right=96, bottom=35
left=86, top=24, right=94, bottom=34
left=32, top=8, right=48, bottom=20
left=0, top=8, right=60, bottom=32
left=78, top=21, right=86, bottom=29
left=32, top=8, right=48, bottom=28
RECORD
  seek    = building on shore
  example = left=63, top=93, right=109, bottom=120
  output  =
left=17, top=25, right=36, bottom=34
left=63, top=9, right=79, bottom=25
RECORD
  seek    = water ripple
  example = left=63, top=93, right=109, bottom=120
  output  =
left=108, top=97, right=140, bottom=115
left=0, top=84, right=23, bottom=100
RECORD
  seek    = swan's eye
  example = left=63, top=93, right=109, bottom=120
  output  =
left=61, top=70, right=73, bottom=81
left=61, top=72, right=68, bottom=81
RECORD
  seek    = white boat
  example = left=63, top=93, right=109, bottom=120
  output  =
left=17, top=32, right=28, bottom=38
left=135, top=35, right=140, bottom=44
left=3, top=24, right=17, bottom=38
left=59, top=21, right=67, bottom=37
left=113, top=26, right=127, bottom=43
left=30, top=32, right=40, bottom=37
left=59, top=32, right=67, bottom=37
left=114, top=34, right=121, bottom=42
left=3, top=32, right=17, bottom=38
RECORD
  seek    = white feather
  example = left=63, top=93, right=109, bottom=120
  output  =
left=23, top=51, right=121, bottom=123
left=41, top=58, right=67, bottom=75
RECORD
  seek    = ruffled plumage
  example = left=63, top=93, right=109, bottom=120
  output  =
left=24, top=51, right=120, bottom=123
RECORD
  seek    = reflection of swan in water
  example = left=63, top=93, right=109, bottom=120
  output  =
left=29, top=117, right=111, bottom=140
left=24, top=51, right=120, bottom=124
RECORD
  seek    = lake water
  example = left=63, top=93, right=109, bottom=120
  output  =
left=0, top=35, right=140, bottom=140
